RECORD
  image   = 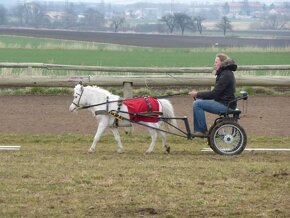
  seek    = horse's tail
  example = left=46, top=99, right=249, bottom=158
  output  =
left=159, top=99, right=178, bottom=130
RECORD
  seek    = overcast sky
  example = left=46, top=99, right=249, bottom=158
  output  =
left=113, top=0, right=281, bottom=2
left=1, top=0, right=284, bottom=7
left=35, top=0, right=286, bottom=4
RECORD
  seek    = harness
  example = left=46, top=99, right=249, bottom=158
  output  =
left=111, top=96, right=163, bottom=127
left=143, top=96, right=152, bottom=112
left=94, top=96, right=111, bottom=116
left=111, top=97, right=123, bottom=127
left=72, top=86, right=174, bottom=129
left=72, top=89, right=190, bottom=138
left=89, top=96, right=122, bottom=126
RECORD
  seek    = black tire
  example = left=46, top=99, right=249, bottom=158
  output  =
left=209, top=121, right=247, bottom=155
left=207, top=123, right=216, bottom=150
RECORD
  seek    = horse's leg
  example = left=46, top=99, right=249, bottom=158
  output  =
left=159, top=128, right=170, bottom=154
left=88, top=116, right=108, bottom=153
left=145, top=123, right=158, bottom=154
left=110, top=127, right=124, bottom=153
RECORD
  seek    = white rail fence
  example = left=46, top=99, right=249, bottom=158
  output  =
left=0, top=63, right=290, bottom=88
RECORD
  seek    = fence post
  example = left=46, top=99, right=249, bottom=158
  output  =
left=123, top=81, right=133, bottom=133
left=123, top=81, right=133, bottom=98
left=27, top=66, right=33, bottom=75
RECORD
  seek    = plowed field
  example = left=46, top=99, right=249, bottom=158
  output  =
left=1, top=28, right=290, bottom=47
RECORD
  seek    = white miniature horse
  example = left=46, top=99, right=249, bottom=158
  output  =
left=69, top=84, right=177, bottom=154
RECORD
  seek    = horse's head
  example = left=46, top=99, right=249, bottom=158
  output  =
left=69, top=83, right=85, bottom=112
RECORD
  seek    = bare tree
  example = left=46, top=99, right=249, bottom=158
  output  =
left=269, top=12, right=279, bottom=29
left=160, top=13, right=175, bottom=33
left=216, top=16, right=232, bottom=36
left=267, top=9, right=290, bottom=30
left=23, top=2, right=44, bottom=27
left=194, top=16, right=205, bottom=34
left=174, top=12, right=192, bottom=35
left=111, top=16, right=125, bottom=32
left=255, top=9, right=290, bottom=30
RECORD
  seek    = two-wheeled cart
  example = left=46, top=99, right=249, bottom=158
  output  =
left=158, top=91, right=249, bottom=155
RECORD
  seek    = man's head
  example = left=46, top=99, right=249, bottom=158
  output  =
left=214, top=53, right=229, bottom=71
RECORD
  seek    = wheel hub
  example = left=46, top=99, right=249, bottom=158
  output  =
left=223, top=134, right=234, bottom=144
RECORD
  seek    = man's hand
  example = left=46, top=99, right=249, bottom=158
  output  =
left=188, top=90, right=198, bottom=98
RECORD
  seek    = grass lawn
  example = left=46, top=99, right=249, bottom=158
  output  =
left=0, top=134, right=289, bottom=217
left=0, top=35, right=290, bottom=67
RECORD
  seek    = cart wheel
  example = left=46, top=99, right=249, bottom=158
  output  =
left=209, top=121, right=247, bottom=155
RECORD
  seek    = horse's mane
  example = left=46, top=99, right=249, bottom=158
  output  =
left=85, top=85, right=112, bottom=96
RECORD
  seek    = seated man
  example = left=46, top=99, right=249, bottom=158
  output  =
left=188, top=53, right=237, bottom=137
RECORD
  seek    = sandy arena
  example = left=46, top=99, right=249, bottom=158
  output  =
left=0, top=95, right=289, bottom=137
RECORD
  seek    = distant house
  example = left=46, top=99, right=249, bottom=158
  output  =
left=228, top=1, right=263, bottom=17
left=44, top=11, right=66, bottom=22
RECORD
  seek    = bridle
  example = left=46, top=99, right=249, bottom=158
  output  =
left=71, top=86, right=119, bottom=110
left=72, top=86, right=84, bottom=109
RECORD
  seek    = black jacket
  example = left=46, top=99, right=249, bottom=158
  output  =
left=196, top=59, right=237, bottom=109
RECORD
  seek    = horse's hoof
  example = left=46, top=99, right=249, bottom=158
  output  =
left=87, top=148, right=95, bottom=153
left=163, top=145, right=170, bottom=154
left=145, top=150, right=153, bottom=154
left=166, top=146, right=170, bottom=154
left=117, top=149, right=124, bottom=154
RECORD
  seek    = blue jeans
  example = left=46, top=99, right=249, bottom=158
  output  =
left=192, top=99, right=232, bottom=132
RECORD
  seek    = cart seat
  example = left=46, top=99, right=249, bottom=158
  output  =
left=219, top=109, right=241, bottom=118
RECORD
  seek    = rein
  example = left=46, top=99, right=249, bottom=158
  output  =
left=154, top=91, right=189, bottom=99
left=72, top=82, right=189, bottom=111
left=80, top=99, right=122, bottom=109
left=77, top=91, right=188, bottom=109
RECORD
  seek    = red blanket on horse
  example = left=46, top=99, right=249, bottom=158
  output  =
left=123, top=97, right=160, bottom=123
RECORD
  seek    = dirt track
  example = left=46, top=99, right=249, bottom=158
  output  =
left=0, top=95, right=289, bottom=137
